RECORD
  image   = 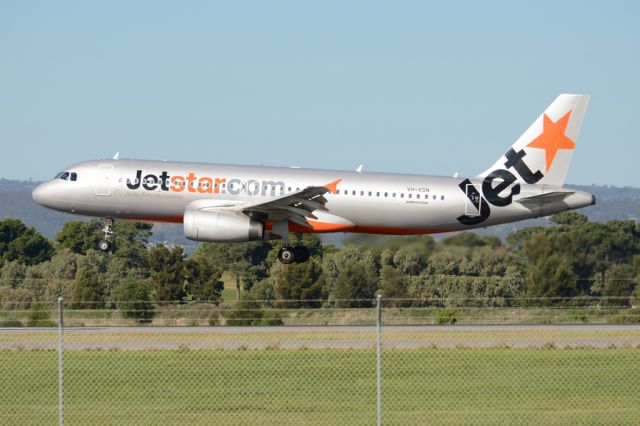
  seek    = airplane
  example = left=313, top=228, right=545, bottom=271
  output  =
left=33, top=94, right=594, bottom=264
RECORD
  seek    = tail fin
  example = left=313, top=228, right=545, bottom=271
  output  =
left=479, top=94, right=589, bottom=187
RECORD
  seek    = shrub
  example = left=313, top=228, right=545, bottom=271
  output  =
left=224, top=296, right=283, bottom=326
left=611, top=308, right=640, bottom=324
left=208, top=313, right=220, bottom=326
left=224, top=297, right=263, bottom=326
left=115, top=279, right=155, bottom=324
left=27, top=305, right=55, bottom=327
left=437, top=309, right=457, bottom=325
left=261, top=310, right=283, bottom=326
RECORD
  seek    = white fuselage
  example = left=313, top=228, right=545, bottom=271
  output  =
left=32, top=158, right=595, bottom=236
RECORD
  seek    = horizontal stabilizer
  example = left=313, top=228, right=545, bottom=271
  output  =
left=515, top=191, right=575, bottom=204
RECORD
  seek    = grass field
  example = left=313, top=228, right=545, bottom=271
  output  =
left=1, top=346, right=638, bottom=425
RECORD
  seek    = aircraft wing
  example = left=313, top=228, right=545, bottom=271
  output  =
left=240, top=179, right=341, bottom=228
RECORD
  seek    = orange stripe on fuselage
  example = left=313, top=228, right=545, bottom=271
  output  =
left=267, top=220, right=449, bottom=235
left=124, top=217, right=451, bottom=236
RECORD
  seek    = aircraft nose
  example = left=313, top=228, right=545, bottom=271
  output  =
left=32, top=181, right=55, bottom=206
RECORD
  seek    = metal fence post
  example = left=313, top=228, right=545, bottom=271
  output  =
left=376, top=294, right=382, bottom=426
left=58, top=297, right=64, bottom=426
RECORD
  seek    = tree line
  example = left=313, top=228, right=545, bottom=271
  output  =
left=0, top=212, right=638, bottom=313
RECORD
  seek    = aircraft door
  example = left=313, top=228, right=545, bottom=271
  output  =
left=464, top=183, right=483, bottom=216
left=95, top=164, right=113, bottom=196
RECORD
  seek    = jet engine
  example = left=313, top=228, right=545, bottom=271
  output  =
left=183, top=209, right=263, bottom=243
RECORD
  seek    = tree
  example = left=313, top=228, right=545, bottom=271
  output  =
left=71, top=267, right=106, bottom=309
left=0, top=261, right=27, bottom=289
left=0, top=219, right=53, bottom=265
left=115, top=279, right=155, bottom=323
left=392, top=248, right=428, bottom=276
left=322, top=245, right=379, bottom=307
left=525, top=253, right=578, bottom=303
left=195, top=241, right=272, bottom=299
left=270, top=257, right=325, bottom=308
left=184, top=255, right=224, bottom=302
left=332, top=263, right=377, bottom=308
left=54, top=221, right=90, bottom=254
left=603, top=263, right=637, bottom=305
left=147, top=245, right=185, bottom=301
left=550, top=212, right=589, bottom=226
left=442, top=232, right=501, bottom=249
left=378, top=265, right=410, bottom=306
left=56, top=220, right=152, bottom=269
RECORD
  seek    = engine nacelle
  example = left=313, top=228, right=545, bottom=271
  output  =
left=183, top=209, right=263, bottom=243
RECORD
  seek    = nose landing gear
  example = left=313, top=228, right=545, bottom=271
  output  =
left=99, top=217, right=114, bottom=251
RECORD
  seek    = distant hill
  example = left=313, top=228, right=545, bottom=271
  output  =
left=1, top=179, right=638, bottom=246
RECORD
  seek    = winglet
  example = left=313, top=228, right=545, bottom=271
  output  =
left=324, top=178, right=342, bottom=194
left=356, top=165, right=363, bottom=173
left=113, top=152, right=120, bottom=160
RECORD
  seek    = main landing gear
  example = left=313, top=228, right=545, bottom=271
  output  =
left=273, top=222, right=311, bottom=264
left=277, top=245, right=311, bottom=264
left=99, top=217, right=114, bottom=252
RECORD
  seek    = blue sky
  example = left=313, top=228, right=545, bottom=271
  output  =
left=1, top=1, right=638, bottom=187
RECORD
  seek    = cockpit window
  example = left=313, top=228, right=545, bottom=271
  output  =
left=54, top=171, right=77, bottom=181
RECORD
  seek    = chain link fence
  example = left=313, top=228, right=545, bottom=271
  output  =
left=1, top=298, right=639, bottom=425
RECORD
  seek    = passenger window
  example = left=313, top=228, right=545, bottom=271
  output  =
left=288, top=187, right=292, bottom=192
left=352, top=190, right=356, bottom=195
left=392, top=193, right=396, bottom=198
left=368, top=191, right=372, bottom=196
left=360, top=191, right=364, bottom=196
left=441, top=195, right=445, bottom=200
left=336, top=190, right=340, bottom=194
left=408, top=194, right=412, bottom=199
left=433, top=195, right=436, bottom=200
left=417, top=194, right=420, bottom=199
left=384, top=192, right=388, bottom=197
left=377, top=192, right=380, bottom=197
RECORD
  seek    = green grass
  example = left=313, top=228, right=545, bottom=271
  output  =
left=0, top=347, right=638, bottom=425
left=2, top=303, right=639, bottom=327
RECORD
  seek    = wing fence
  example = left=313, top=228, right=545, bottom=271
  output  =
left=1, top=298, right=639, bottom=425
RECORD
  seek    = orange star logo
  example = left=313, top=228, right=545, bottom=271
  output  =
left=526, top=110, right=575, bottom=172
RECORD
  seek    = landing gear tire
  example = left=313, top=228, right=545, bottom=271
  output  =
left=278, top=247, right=296, bottom=265
left=278, top=246, right=311, bottom=264
left=99, top=240, right=110, bottom=251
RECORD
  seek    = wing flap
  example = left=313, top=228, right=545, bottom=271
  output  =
left=241, top=182, right=338, bottom=228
